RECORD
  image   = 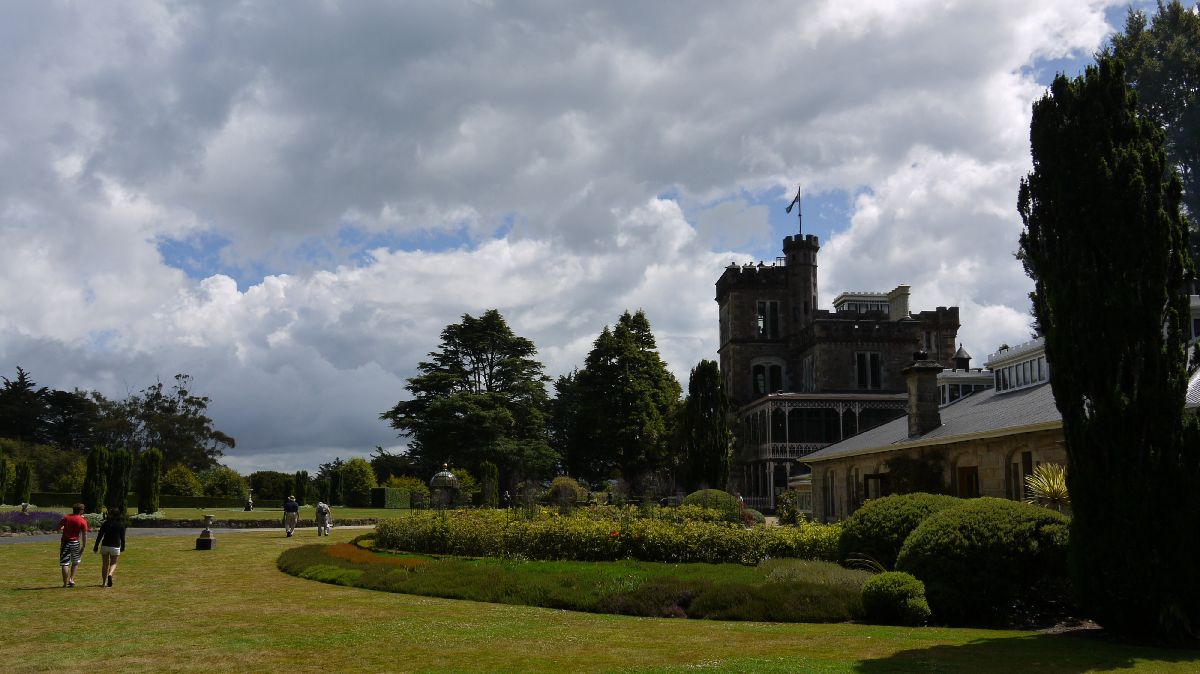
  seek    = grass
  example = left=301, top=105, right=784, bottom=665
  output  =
left=3, top=529, right=1198, bottom=673
left=1, top=504, right=406, bottom=521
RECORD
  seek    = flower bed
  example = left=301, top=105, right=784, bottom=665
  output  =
left=373, top=508, right=840, bottom=565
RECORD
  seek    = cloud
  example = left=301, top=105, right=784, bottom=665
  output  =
left=0, top=0, right=1125, bottom=471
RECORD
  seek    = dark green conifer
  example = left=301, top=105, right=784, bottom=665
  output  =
left=1019, top=57, right=1200, bottom=641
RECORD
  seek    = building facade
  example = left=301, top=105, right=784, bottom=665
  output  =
left=804, top=338, right=1064, bottom=522
left=716, top=232, right=961, bottom=510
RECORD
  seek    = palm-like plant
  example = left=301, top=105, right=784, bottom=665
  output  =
left=1025, top=463, right=1070, bottom=514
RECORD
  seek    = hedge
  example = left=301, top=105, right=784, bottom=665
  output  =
left=373, top=509, right=841, bottom=565
left=895, top=497, right=1070, bottom=626
left=370, top=487, right=410, bottom=509
left=28, top=492, right=244, bottom=509
left=861, top=571, right=931, bottom=626
left=838, top=492, right=962, bottom=568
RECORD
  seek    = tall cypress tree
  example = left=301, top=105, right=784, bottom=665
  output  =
left=1019, top=57, right=1200, bottom=641
left=13, top=461, right=33, bottom=504
left=105, top=448, right=133, bottom=513
left=81, top=447, right=110, bottom=514
left=293, top=471, right=309, bottom=506
left=0, top=453, right=10, bottom=504
left=680, top=360, right=732, bottom=491
left=478, top=460, right=499, bottom=507
left=136, top=448, right=163, bottom=514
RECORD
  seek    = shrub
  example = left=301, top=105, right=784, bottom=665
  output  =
left=681, top=489, right=741, bottom=523
left=199, top=465, right=248, bottom=500
left=895, top=497, right=1070, bottom=626
left=249, top=470, right=294, bottom=502
left=385, top=476, right=430, bottom=509
left=162, top=464, right=202, bottom=497
left=743, top=508, right=766, bottom=526
left=775, top=489, right=805, bottom=525
left=546, top=476, right=587, bottom=512
left=373, top=509, right=841, bottom=565
left=861, top=571, right=931, bottom=626
left=838, top=492, right=962, bottom=568
left=340, top=458, right=378, bottom=507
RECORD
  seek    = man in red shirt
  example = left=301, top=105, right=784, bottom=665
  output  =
left=58, top=503, right=89, bottom=588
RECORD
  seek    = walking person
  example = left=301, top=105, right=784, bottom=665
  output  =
left=315, top=501, right=331, bottom=536
left=93, top=508, right=127, bottom=587
left=57, top=503, right=89, bottom=588
left=282, top=495, right=300, bottom=537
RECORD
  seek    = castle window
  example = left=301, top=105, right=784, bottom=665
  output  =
left=855, top=352, right=882, bottom=390
left=752, top=362, right=784, bottom=396
left=756, top=300, right=780, bottom=338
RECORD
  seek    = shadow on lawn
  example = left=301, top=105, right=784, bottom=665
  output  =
left=854, top=632, right=1199, bottom=673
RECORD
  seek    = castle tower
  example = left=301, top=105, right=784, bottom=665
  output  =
left=782, top=234, right=819, bottom=336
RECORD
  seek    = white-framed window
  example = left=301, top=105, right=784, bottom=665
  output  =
left=756, top=300, right=780, bottom=338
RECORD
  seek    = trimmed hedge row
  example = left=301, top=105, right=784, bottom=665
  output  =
left=374, top=509, right=841, bottom=564
left=27, top=492, right=245, bottom=509
left=370, top=487, right=410, bottom=509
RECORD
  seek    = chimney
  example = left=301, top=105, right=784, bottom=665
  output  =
left=904, top=350, right=943, bottom=437
left=953, top=344, right=971, bottom=371
left=887, top=284, right=911, bottom=321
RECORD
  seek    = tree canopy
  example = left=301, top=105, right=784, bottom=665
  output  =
left=1018, top=57, right=1200, bottom=642
left=563, top=311, right=682, bottom=488
left=380, top=309, right=555, bottom=486
left=679, top=360, right=732, bottom=491
left=1105, top=1, right=1200, bottom=253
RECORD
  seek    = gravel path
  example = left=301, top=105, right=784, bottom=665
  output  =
left=0, top=525, right=374, bottom=545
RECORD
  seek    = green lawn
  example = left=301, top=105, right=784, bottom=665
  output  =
left=2, top=529, right=1196, bottom=673
left=1, top=504, right=405, bottom=521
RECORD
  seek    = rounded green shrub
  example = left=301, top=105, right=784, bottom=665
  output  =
left=775, top=489, right=804, bottom=525
left=838, top=492, right=961, bottom=568
left=861, top=571, right=931, bottom=626
left=681, top=489, right=741, bottom=523
left=546, top=476, right=587, bottom=505
left=744, top=508, right=766, bottom=525
left=895, top=497, right=1070, bottom=626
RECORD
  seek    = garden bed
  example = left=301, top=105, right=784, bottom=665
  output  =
left=277, top=540, right=870, bottom=622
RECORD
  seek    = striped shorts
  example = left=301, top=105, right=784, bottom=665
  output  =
left=59, top=540, right=82, bottom=566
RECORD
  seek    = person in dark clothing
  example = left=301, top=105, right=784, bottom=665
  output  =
left=93, top=508, right=126, bottom=587
left=282, top=495, right=300, bottom=536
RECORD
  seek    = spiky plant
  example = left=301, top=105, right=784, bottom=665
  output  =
left=1025, top=463, right=1070, bottom=514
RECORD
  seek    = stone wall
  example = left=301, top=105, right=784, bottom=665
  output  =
left=809, top=427, right=1065, bottom=522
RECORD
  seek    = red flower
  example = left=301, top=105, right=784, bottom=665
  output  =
left=610, top=531, right=620, bottom=538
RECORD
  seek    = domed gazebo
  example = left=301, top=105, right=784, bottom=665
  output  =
left=430, top=464, right=460, bottom=510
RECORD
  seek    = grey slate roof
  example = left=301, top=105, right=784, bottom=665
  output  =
left=804, top=382, right=1061, bottom=463
left=1187, top=368, right=1200, bottom=409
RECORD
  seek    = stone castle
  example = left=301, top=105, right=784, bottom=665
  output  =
left=715, top=232, right=962, bottom=509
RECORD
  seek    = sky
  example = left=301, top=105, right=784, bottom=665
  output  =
left=0, top=0, right=1149, bottom=473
